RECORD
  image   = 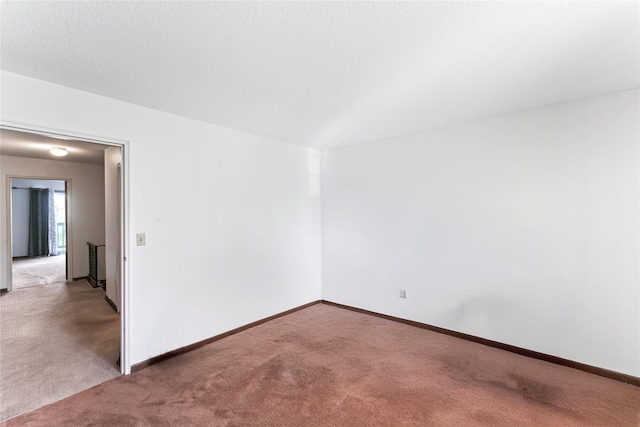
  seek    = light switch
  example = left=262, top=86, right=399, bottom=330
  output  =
left=136, top=233, right=146, bottom=246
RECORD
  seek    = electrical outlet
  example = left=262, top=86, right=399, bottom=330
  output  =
left=136, top=233, right=146, bottom=246
left=400, top=289, right=407, bottom=298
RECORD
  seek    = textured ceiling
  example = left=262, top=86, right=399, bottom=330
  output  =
left=1, top=1, right=638, bottom=150
left=0, top=129, right=106, bottom=165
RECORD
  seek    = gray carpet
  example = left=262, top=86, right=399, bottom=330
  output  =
left=0, top=280, right=121, bottom=422
left=11, top=255, right=66, bottom=289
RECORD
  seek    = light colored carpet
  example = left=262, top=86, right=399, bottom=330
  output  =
left=11, top=255, right=66, bottom=289
left=0, top=280, right=120, bottom=422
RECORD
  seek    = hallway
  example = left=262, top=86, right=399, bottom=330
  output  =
left=0, top=280, right=120, bottom=421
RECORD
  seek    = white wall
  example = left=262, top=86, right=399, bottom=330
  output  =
left=11, top=178, right=65, bottom=257
left=0, top=71, right=322, bottom=369
left=322, top=89, right=640, bottom=377
left=1, top=157, right=105, bottom=282
left=11, top=187, right=29, bottom=257
left=5, top=71, right=634, bottom=378
left=11, top=185, right=29, bottom=257
left=11, top=177, right=66, bottom=191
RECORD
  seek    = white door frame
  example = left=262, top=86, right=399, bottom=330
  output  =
left=1, top=120, right=131, bottom=375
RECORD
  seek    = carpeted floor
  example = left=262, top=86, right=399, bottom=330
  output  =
left=2, top=303, right=638, bottom=426
left=0, top=280, right=121, bottom=422
left=11, top=255, right=66, bottom=289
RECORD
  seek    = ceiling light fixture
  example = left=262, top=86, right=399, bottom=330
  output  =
left=50, top=146, right=68, bottom=157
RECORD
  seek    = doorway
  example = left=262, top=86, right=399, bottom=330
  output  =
left=10, top=178, right=68, bottom=290
left=0, top=124, right=129, bottom=421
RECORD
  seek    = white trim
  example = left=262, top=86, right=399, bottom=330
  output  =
left=4, top=177, right=12, bottom=292
left=0, top=120, right=131, bottom=375
left=0, top=120, right=128, bottom=147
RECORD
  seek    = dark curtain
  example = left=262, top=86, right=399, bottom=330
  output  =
left=28, top=188, right=51, bottom=257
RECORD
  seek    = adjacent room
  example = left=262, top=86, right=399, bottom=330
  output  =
left=0, top=131, right=122, bottom=421
left=0, top=1, right=638, bottom=425
left=11, top=177, right=67, bottom=289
